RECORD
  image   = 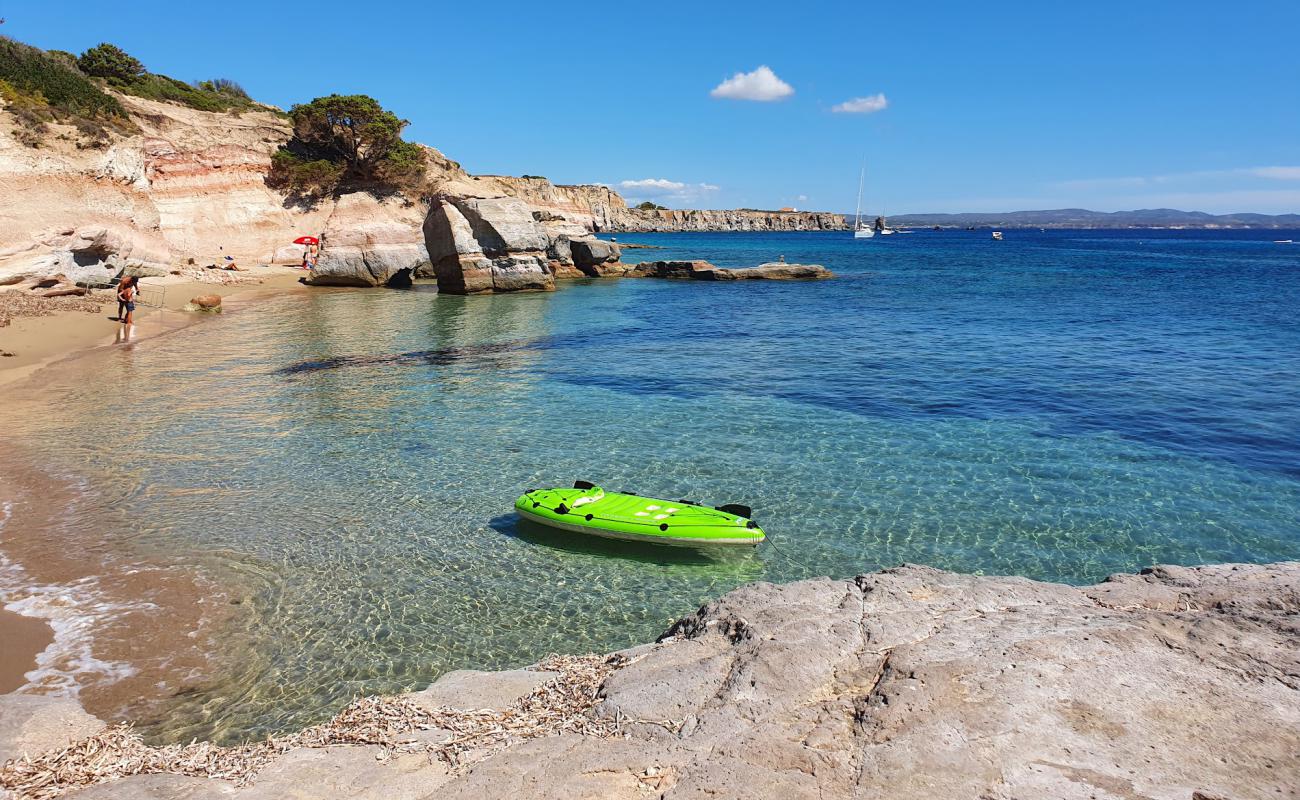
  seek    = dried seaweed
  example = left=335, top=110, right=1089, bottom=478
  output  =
left=0, top=291, right=107, bottom=328
left=0, top=654, right=626, bottom=800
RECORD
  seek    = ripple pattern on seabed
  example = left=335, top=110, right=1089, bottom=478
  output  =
left=5, top=229, right=1299, bottom=744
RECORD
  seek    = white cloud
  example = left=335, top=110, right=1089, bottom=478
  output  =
left=709, top=66, right=794, bottom=102
left=1059, top=166, right=1300, bottom=191
left=1249, top=166, right=1300, bottom=180
left=619, top=179, right=687, bottom=193
left=832, top=93, right=888, bottom=114
left=617, top=178, right=720, bottom=207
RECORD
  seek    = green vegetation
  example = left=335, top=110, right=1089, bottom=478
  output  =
left=0, top=36, right=129, bottom=147
left=0, top=36, right=125, bottom=118
left=1, top=37, right=262, bottom=151
left=75, top=41, right=257, bottom=113
left=196, top=78, right=250, bottom=100
left=268, top=94, right=426, bottom=197
left=76, top=43, right=145, bottom=81
left=636, top=201, right=668, bottom=211
left=115, top=73, right=256, bottom=112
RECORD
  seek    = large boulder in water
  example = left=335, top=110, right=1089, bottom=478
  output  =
left=423, top=197, right=554, bottom=294
left=569, top=238, right=623, bottom=277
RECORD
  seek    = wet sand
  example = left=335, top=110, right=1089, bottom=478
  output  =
left=0, top=270, right=308, bottom=724
left=0, top=608, right=52, bottom=693
left=0, top=269, right=308, bottom=389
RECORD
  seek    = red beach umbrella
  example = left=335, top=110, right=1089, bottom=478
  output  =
left=293, top=236, right=319, bottom=245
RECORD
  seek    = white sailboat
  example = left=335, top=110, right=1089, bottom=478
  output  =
left=853, top=164, right=875, bottom=239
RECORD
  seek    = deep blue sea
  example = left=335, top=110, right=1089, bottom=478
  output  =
left=6, top=228, right=1299, bottom=743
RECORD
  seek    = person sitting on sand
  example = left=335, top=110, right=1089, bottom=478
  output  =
left=117, top=276, right=137, bottom=327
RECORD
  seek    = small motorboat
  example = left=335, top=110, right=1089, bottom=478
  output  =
left=992, top=231, right=1004, bottom=240
left=515, top=482, right=765, bottom=547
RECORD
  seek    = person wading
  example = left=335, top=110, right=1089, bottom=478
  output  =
left=116, top=275, right=138, bottom=320
left=117, top=276, right=138, bottom=328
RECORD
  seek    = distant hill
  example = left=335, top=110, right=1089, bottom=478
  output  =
left=852, top=208, right=1300, bottom=229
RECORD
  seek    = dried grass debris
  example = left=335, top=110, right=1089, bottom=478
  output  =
left=0, top=654, right=626, bottom=800
left=0, top=290, right=107, bottom=328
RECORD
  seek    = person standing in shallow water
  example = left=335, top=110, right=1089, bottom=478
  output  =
left=116, top=275, right=137, bottom=320
left=116, top=276, right=137, bottom=328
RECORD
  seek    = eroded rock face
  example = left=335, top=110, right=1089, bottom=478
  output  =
left=15, top=562, right=1299, bottom=800
left=441, top=562, right=1300, bottom=800
left=303, top=194, right=429, bottom=288
left=422, top=198, right=554, bottom=294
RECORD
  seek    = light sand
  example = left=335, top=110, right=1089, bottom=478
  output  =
left=0, top=268, right=308, bottom=389
left=0, top=608, right=53, bottom=693
left=0, top=267, right=309, bottom=718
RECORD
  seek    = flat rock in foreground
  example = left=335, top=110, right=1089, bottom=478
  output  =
left=8, top=562, right=1296, bottom=800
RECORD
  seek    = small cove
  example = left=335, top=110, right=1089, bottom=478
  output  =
left=2, top=229, right=1298, bottom=744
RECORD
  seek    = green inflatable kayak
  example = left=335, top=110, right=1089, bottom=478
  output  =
left=515, top=482, right=765, bottom=547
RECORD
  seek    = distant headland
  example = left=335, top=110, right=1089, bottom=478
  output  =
left=877, top=208, right=1300, bottom=229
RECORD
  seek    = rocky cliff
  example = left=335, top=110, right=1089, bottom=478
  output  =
left=2, top=562, right=1296, bottom=800
left=474, top=176, right=847, bottom=233
left=1, top=92, right=843, bottom=288
left=614, top=207, right=846, bottom=233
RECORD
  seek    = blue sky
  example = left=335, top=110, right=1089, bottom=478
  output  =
left=5, top=0, right=1298, bottom=214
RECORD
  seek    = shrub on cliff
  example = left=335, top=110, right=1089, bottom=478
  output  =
left=118, top=73, right=249, bottom=113
left=77, top=43, right=145, bottom=82
left=636, top=201, right=668, bottom=211
left=268, top=94, right=427, bottom=198
left=73, top=42, right=258, bottom=113
left=195, top=78, right=250, bottom=100
left=0, top=36, right=125, bottom=118
left=0, top=37, right=131, bottom=148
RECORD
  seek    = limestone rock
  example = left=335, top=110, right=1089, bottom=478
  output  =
left=0, top=694, right=105, bottom=764
left=568, top=239, right=622, bottom=277
left=626, top=260, right=831, bottom=281
left=616, top=207, right=846, bottom=233
left=14, top=562, right=1300, bottom=800
left=64, top=774, right=236, bottom=799
left=238, top=747, right=446, bottom=800
left=430, top=561, right=1300, bottom=800
left=713, top=262, right=832, bottom=280
left=304, top=194, right=428, bottom=288
left=422, top=198, right=553, bottom=294
left=409, top=668, right=558, bottom=713
left=184, top=294, right=223, bottom=312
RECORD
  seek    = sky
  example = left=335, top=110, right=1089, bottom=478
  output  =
left=4, top=0, right=1298, bottom=214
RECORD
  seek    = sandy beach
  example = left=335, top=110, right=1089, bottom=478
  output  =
left=0, top=269, right=308, bottom=390
left=0, top=267, right=309, bottom=722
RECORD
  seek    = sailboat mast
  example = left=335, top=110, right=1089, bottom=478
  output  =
left=855, top=162, right=865, bottom=228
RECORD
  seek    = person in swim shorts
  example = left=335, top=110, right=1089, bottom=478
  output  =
left=117, top=276, right=138, bottom=326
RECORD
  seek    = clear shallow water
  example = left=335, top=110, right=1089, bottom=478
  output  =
left=7, top=229, right=1300, bottom=743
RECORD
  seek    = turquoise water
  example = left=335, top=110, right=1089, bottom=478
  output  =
left=9, top=229, right=1300, bottom=743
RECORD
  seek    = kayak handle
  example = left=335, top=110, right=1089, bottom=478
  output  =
left=716, top=504, right=754, bottom=519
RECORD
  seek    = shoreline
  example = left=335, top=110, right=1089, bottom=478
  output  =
left=0, top=269, right=310, bottom=729
left=1, top=560, right=1296, bottom=798
left=0, top=268, right=309, bottom=390
left=0, top=608, right=51, bottom=694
